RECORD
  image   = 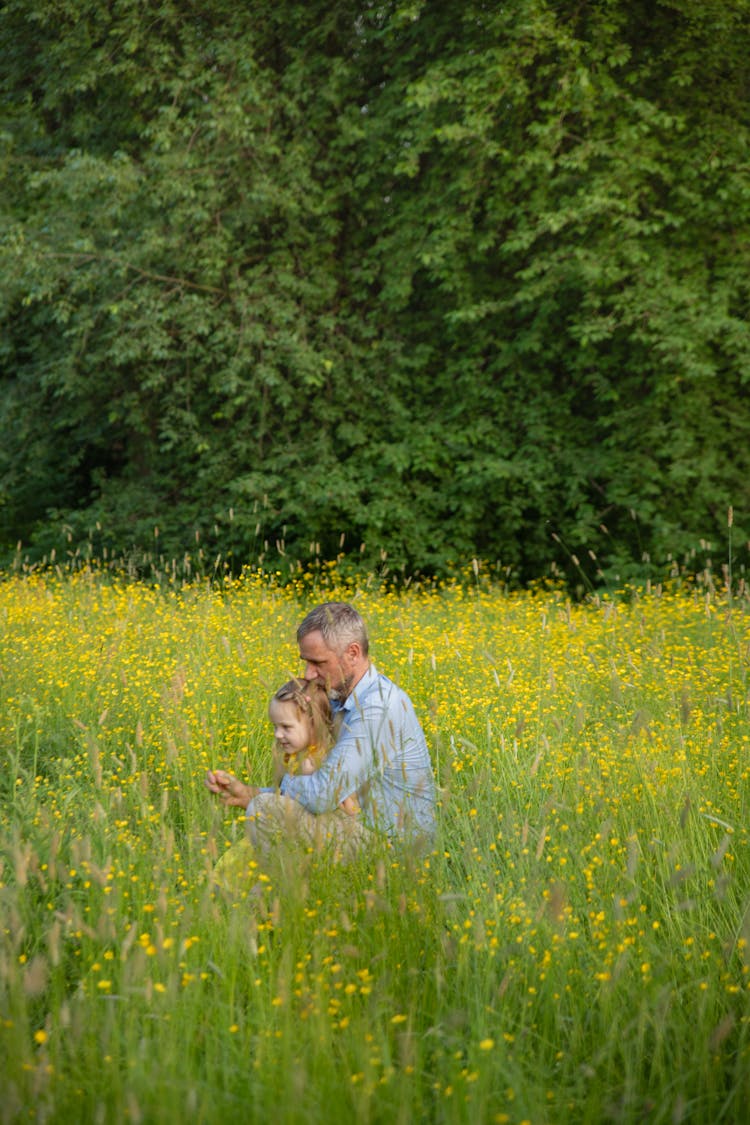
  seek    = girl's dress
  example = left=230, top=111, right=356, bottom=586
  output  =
left=212, top=836, right=259, bottom=897
left=211, top=745, right=330, bottom=897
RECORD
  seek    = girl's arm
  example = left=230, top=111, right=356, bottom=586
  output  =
left=272, top=746, right=286, bottom=789
left=276, top=747, right=321, bottom=783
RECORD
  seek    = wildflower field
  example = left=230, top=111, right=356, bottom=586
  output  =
left=1, top=566, right=749, bottom=1124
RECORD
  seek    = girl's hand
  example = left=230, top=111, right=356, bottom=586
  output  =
left=339, top=794, right=360, bottom=817
left=205, top=769, right=259, bottom=808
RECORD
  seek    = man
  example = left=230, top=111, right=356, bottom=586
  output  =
left=205, top=602, right=436, bottom=855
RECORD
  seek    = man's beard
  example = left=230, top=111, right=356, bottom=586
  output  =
left=329, top=671, right=354, bottom=701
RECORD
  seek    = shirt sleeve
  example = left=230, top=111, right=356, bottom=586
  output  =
left=279, top=683, right=391, bottom=813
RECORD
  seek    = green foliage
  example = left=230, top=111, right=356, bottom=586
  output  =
left=1, top=0, right=750, bottom=585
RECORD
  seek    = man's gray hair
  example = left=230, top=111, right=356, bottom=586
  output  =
left=297, top=602, right=369, bottom=656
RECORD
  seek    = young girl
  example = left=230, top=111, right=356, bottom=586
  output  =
left=268, top=679, right=359, bottom=817
left=212, top=678, right=358, bottom=894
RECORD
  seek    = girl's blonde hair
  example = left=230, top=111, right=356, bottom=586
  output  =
left=272, top=678, right=334, bottom=752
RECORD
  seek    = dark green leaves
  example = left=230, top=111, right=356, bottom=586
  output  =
left=1, top=0, right=749, bottom=585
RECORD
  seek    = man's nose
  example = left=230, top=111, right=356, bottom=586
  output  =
left=302, top=665, right=318, bottom=681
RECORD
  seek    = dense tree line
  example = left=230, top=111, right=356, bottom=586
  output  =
left=1, top=0, right=749, bottom=586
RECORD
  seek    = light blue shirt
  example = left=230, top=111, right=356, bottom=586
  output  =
left=279, top=664, right=436, bottom=842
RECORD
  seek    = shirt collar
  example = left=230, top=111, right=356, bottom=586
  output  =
left=333, top=662, right=376, bottom=712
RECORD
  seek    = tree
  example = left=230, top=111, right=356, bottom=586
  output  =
left=2, top=0, right=749, bottom=585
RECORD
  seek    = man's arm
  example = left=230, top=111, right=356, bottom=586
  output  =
left=280, top=691, right=388, bottom=814
left=205, top=769, right=261, bottom=808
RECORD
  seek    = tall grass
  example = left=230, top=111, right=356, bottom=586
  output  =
left=1, top=565, right=748, bottom=1123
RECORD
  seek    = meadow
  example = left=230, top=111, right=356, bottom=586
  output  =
left=1, top=562, right=749, bottom=1124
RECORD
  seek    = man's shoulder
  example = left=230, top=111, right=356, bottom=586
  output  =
left=351, top=665, right=414, bottom=711
left=353, top=663, right=392, bottom=696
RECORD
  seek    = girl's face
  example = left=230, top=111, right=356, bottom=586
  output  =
left=268, top=698, right=312, bottom=755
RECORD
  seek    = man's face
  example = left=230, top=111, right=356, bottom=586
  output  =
left=299, top=629, right=352, bottom=698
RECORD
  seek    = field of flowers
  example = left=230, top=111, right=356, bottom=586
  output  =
left=1, top=564, right=749, bottom=1123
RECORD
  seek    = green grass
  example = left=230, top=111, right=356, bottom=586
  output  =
left=1, top=566, right=749, bottom=1123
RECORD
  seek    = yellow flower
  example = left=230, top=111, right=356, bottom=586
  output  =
left=479, top=1037, right=495, bottom=1051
